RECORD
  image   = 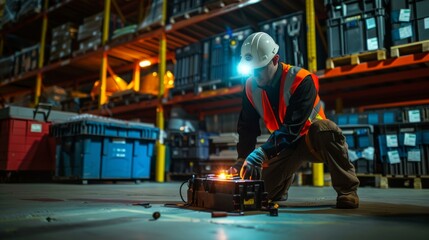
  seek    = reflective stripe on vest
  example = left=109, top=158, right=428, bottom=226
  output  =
left=245, top=63, right=326, bottom=134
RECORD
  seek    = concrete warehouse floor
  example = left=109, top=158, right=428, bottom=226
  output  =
left=1, top=182, right=428, bottom=240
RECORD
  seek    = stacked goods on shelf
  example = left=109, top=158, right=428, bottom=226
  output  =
left=15, top=0, right=42, bottom=20
left=170, top=0, right=203, bottom=23
left=139, top=0, right=163, bottom=30
left=0, top=55, right=14, bottom=81
left=41, top=85, right=67, bottom=110
left=390, top=0, right=429, bottom=46
left=13, top=44, right=39, bottom=76
left=76, top=12, right=103, bottom=52
left=76, top=12, right=123, bottom=54
left=111, top=24, right=137, bottom=40
left=50, top=22, right=77, bottom=62
left=204, top=112, right=240, bottom=133
left=199, top=26, right=253, bottom=91
left=172, top=42, right=201, bottom=95
left=340, top=125, right=376, bottom=174
left=0, top=105, right=77, bottom=173
left=333, top=105, right=429, bottom=176
left=209, top=133, right=238, bottom=160
left=169, top=131, right=210, bottom=160
left=377, top=123, right=428, bottom=176
left=325, top=0, right=386, bottom=58
left=259, top=11, right=307, bottom=68
left=51, top=114, right=159, bottom=181
left=167, top=129, right=210, bottom=176
left=389, top=0, right=416, bottom=46
left=0, top=0, right=43, bottom=27
left=388, top=0, right=429, bottom=46
left=413, top=0, right=429, bottom=41
left=1, top=0, right=17, bottom=27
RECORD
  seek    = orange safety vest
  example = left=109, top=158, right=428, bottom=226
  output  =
left=245, top=63, right=326, bottom=135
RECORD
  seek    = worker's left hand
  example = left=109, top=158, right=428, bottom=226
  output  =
left=240, top=147, right=267, bottom=180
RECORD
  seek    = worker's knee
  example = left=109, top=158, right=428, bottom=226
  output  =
left=308, top=119, right=346, bottom=150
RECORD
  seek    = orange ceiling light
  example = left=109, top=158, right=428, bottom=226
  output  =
left=139, top=60, right=151, bottom=68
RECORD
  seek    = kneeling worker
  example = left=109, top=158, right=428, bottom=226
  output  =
left=230, top=32, right=360, bottom=209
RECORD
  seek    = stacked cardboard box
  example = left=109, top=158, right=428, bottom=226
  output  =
left=13, top=44, right=39, bottom=76
left=50, top=22, right=77, bottom=61
left=77, top=12, right=104, bottom=52
left=0, top=55, right=14, bottom=81
left=76, top=12, right=122, bottom=53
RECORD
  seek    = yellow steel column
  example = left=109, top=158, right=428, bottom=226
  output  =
left=306, top=0, right=324, bottom=187
left=155, top=0, right=167, bottom=183
left=35, top=0, right=49, bottom=106
left=99, top=0, right=111, bottom=108
left=133, top=61, right=140, bottom=91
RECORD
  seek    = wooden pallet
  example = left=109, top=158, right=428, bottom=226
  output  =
left=196, top=79, right=242, bottom=94
left=356, top=174, right=387, bottom=188
left=170, top=7, right=203, bottom=24
left=169, top=85, right=196, bottom=97
left=73, top=45, right=101, bottom=57
left=325, top=49, right=387, bottom=69
left=382, top=175, right=429, bottom=189
left=139, top=20, right=163, bottom=32
left=390, top=40, right=429, bottom=58
left=108, top=90, right=155, bottom=108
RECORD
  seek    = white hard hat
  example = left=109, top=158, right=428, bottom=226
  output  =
left=239, top=32, right=279, bottom=69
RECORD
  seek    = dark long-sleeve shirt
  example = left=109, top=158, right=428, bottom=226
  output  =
left=237, top=63, right=317, bottom=159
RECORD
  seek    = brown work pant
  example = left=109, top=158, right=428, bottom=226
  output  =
left=262, top=119, right=360, bottom=201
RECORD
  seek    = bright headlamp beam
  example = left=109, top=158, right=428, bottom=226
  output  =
left=238, top=63, right=251, bottom=75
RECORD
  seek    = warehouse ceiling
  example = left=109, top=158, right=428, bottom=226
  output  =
left=1, top=0, right=427, bottom=115
left=1, top=0, right=326, bottom=94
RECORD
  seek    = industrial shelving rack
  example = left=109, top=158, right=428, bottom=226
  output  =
left=1, top=0, right=428, bottom=182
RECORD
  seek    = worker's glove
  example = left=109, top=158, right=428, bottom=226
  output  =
left=240, top=147, right=267, bottom=180
left=227, top=158, right=245, bottom=175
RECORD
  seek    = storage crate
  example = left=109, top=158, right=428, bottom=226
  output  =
left=55, top=135, right=155, bottom=179
left=50, top=22, right=77, bottom=62
left=13, top=44, right=39, bottom=76
left=376, top=123, right=427, bottom=176
left=388, top=0, right=429, bottom=45
left=327, top=6, right=386, bottom=57
left=200, top=26, right=253, bottom=85
left=170, top=0, right=203, bottom=20
left=52, top=116, right=158, bottom=180
left=259, top=12, right=307, bottom=68
left=340, top=124, right=376, bottom=174
left=335, top=113, right=368, bottom=125
left=0, top=106, right=77, bottom=173
left=0, top=118, right=55, bottom=171
left=414, top=0, right=429, bottom=41
left=366, top=109, right=403, bottom=124
left=0, top=55, right=14, bottom=80
left=325, top=0, right=384, bottom=19
left=173, top=42, right=201, bottom=90
left=171, top=147, right=209, bottom=160
left=139, top=0, right=163, bottom=30
left=398, top=129, right=425, bottom=175
left=169, top=131, right=210, bottom=161
left=55, top=135, right=102, bottom=179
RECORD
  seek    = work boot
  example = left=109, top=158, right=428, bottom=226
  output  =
left=336, top=191, right=359, bottom=209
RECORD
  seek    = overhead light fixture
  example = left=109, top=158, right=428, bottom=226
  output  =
left=139, top=60, right=151, bottom=68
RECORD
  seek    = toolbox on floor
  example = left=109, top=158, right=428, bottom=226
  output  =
left=187, top=176, right=268, bottom=212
